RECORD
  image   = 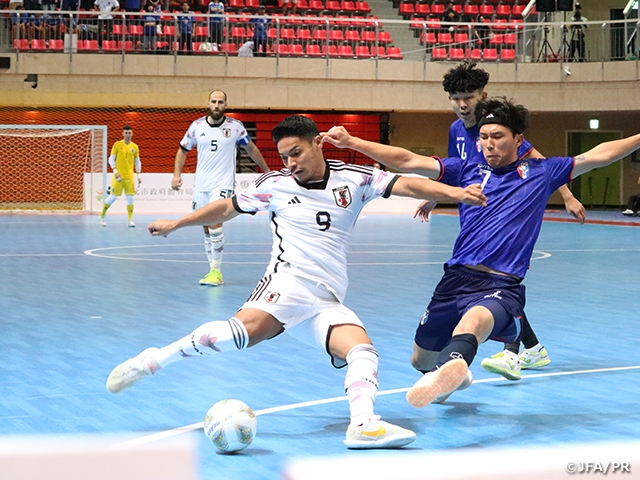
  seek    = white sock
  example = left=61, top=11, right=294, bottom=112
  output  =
left=344, top=344, right=379, bottom=427
left=209, top=227, right=223, bottom=270
left=154, top=318, right=248, bottom=368
left=204, top=233, right=213, bottom=266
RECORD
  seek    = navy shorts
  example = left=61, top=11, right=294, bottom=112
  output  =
left=414, top=265, right=525, bottom=351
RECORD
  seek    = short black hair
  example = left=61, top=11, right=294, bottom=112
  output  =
left=123, top=125, right=133, bottom=131
left=442, top=60, right=490, bottom=94
left=272, top=115, right=319, bottom=145
left=474, top=97, right=529, bottom=135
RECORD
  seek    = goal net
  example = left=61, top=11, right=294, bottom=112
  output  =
left=0, top=125, right=107, bottom=213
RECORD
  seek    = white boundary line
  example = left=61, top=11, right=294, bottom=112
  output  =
left=118, top=364, right=640, bottom=447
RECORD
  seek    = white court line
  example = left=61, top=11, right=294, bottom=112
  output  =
left=117, top=364, right=640, bottom=447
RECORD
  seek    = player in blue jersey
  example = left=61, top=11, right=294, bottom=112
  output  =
left=416, top=61, right=587, bottom=381
left=321, top=97, right=640, bottom=407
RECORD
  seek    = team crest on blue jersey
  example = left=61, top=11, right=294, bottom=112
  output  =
left=222, top=128, right=231, bottom=138
left=517, top=162, right=530, bottom=179
left=420, top=309, right=429, bottom=325
left=332, top=186, right=352, bottom=208
left=264, top=292, right=280, bottom=303
left=475, top=137, right=482, bottom=152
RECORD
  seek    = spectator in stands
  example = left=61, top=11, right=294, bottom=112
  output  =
left=42, top=10, right=62, bottom=41
left=237, top=39, right=254, bottom=56
left=142, top=2, right=159, bottom=50
left=282, top=0, right=296, bottom=16
left=208, top=0, right=224, bottom=50
left=11, top=6, right=30, bottom=42
left=10, top=0, right=24, bottom=11
left=61, top=0, right=80, bottom=33
left=570, top=2, right=587, bottom=62
left=442, top=1, right=459, bottom=24
left=95, top=0, right=119, bottom=48
left=41, top=0, right=58, bottom=11
left=250, top=4, right=269, bottom=56
left=178, top=1, right=195, bottom=53
left=473, top=14, right=491, bottom=51
left=145, top=0, right=162, bottom=12
left=123, top=0, right=140, bottom=12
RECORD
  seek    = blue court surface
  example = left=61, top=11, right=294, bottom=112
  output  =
left=1, top=209, right=639, bottom=479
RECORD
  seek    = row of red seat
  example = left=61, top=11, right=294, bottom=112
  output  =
left=218, top=0, right=372, bottom=13
left=13, top=38, right=402, bottom=58
left=399, top=2, right=526, bottom=18
left=420, top=31, right=518, bottom=46
left=431, top=46, right=516, bottom=61
left=226, top=26, right=392, bottom=42
left=409, top=17, right=524, bottom=30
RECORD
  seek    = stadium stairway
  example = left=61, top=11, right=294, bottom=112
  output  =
left=366, top=0, right=425, bottom=60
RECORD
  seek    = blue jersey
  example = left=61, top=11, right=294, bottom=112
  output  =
left=437, top=155, right=575, bottom=278
left=448, top=119, right=534, bottom=162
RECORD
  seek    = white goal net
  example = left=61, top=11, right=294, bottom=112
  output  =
left=0, top=124, right=107, bottom=212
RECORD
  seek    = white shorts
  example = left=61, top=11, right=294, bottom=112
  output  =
left=192, top=188, right=234, bottom=211
left=240, top=271, right=364, bottom=368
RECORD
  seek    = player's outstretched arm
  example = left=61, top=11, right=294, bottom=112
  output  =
left=525, top=147, right=586, bottom=223
left=320, top=126, right=441, bottom=178
left=149, top=197, right=240, bottom=237
left=573, top=133, right=640, bottom=178
left=558, top=184, right=585, bottom=223
left=392, top=177, right=487, bottom=206
left=243, top=141, right=271, bottom=173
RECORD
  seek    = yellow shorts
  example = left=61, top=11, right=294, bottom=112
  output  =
left=109, top=177, right=136, bottom=196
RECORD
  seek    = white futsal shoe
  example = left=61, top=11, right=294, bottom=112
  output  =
left=106, top=347, right=160, bottom=393
left=344, top=415, right=416, bottom=449
left=406, top=358, right=469, bottom=408
left=480, top=349, right=521, bottom=381
left=432, top=368, right=474, bottom=404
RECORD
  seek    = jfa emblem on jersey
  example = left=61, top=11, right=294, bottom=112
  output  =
left=222, top=128, right=231, bottom=138
left=130, top=148, right=135, bottom=153
left=264, top=291, right=280, bottom=303
left=517, top=162, right=530, bottom=179
left=475, top=137, right=482, bottom=152
left=420, top=309, right=429, bottom=325
left=332, top=186, right=352, bottom=208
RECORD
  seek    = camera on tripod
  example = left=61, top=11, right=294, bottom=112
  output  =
left=536, top=0, right=574, bottom=13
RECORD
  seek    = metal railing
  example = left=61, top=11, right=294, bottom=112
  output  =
left=4, top=9, right=640, bottom=65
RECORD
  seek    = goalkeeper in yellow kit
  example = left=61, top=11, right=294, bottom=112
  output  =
left=100, top=126, right=142, bottom=227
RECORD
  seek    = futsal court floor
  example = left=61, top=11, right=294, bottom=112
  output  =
left=1, top=208, right=640, bottom=479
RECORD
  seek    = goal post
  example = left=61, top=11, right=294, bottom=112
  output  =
left=0, top=124, right=107, bottom=213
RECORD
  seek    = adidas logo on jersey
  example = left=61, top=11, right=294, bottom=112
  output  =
left=200, top=132, right=206, bottom=136
left=288, top=196, right=301, bottom=204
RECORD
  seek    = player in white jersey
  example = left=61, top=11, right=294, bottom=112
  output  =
left=106, top=115, right=486, bottom=449
left=172, top=90, right=270, bottom=287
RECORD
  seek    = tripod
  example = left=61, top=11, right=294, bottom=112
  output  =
left=558, top=12, right=572, bottom=62
left=536, top=12, right=556, bottom=62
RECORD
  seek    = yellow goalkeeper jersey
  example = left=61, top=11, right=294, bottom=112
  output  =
left=111, top=140, right=140, bottom=180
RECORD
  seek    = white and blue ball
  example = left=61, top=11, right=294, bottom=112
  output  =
left=203, top=399, right=257, bottom=453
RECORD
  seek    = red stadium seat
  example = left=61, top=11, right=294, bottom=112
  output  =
left=386, top=46, right=403, bottom=59
left=305, top=43, right=322, bottom=55
left=13, top=39, right=29, bottom=50
left=431, top=47, right=447, bottom=60
left=355, top=44, right=370, bottom=57
left=500, top=48, right=516, bottom=61
left=483, top=47, right=498, bottom=60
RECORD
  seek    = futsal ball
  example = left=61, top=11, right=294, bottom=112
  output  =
left=203, top=399, right=257, bottom=453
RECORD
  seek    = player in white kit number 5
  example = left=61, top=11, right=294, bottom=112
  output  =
left=172, top=90, right=270, bottom=286
left=106, top=116, right=486, bottom=449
